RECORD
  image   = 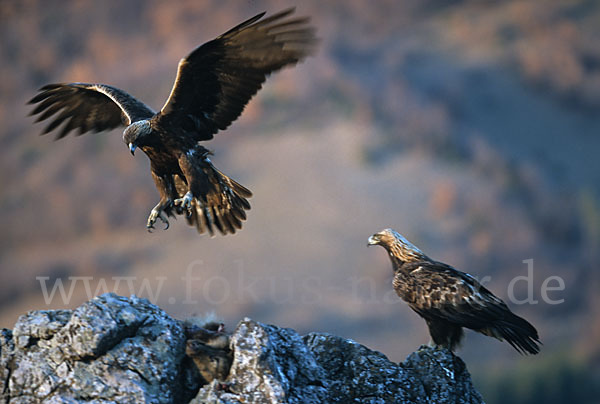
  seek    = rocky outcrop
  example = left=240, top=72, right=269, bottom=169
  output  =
left=0, top=293, right=484, bottom=403
left=1, top=294, right=198, bottom=404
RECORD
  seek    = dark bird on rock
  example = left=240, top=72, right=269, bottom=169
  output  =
left=185, top=321, right=233, bottom=383
left=185, top=321, right=230, bottom=350
left=186, top=339, right=233, bottom=383
left=28, top=9, right=316, bottom=235
left=368, top=229, right=541, bottom=354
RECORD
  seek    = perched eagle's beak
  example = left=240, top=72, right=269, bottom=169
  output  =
left=367, top=234, right=380, bottom=246
left=129, top=143, right=136, bottom=156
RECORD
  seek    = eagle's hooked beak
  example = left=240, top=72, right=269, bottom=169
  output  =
left=129, top=143, right=136, bottom=156
left=367, top=234, right=380, bottom=247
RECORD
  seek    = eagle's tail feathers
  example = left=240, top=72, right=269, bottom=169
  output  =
left=170, top=162, right=251, bottom=236
left=485, top=314, right=541, bottom=355
left=189, top=166, right=251, bottom=236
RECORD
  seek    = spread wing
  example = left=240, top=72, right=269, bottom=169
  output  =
left=28, top=83, right=156, bottom=139
left=157, top=8, right=317, bottom=141
left=404, top=262, right=541, bottom=354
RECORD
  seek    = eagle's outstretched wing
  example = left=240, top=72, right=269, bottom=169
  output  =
left=28, top=83, right=156, bottom=139
left=157, top=8, right=317, bottom=141
left=404, top=263, right=541, bottom=354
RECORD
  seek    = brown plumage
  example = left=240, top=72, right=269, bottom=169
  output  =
left=186, top=340, right=233, bottom=384
left=368, top=229, right=541, bottom=354
left=185, top=321, right=233, bottom=383
left=28, top=9, right=316, bottom=236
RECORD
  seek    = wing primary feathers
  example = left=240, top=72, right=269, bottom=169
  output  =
left=157, top=8, right=317, bottom=141
left=219, top=11, right=267, bottom=37
left=245, top=8, right=296, bottom=28
left=28, top=83, right=155, bottom=138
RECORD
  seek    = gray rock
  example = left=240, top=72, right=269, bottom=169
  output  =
left=197, top=320, right=483, bottom=404
left=304, top=333, right=422, bottom=403
left=12, top=310, right=71, bottom=349
left=403, top=346, right=485, bottom=404
left=192, top=319, right=329, bottom=404
left=0, top=328, right=14, bottom=404
left=0, top=294, right=484, bottom=404
left=1, top=293, right=197, bottom=404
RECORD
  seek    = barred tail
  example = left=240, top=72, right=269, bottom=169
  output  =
left=174, top=165, right=252, bottom=236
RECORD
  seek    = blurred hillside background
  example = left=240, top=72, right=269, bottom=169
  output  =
left=1, top=0, right=599, bottom=402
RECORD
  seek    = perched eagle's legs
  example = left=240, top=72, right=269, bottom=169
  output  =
left=147, top=172, right=177, bottom=232
left=425, top=318, right=464, bottom=351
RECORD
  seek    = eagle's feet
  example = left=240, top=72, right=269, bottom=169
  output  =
left=147, top=207, right=170, bottom=232
left=174, top=191, right=194, bottom=214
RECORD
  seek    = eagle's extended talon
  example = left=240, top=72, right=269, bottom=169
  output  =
left=174, top=192, right=194, bottom=213
left=147, top=208, right=170, bottom=231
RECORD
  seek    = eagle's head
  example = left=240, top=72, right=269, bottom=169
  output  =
left=368, top=228, right=427, bottom=264
left=123, top=120, right=152, bottom=156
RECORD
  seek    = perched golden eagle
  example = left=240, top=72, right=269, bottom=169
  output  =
left=368, top=229, right=541, bottom=354
left=28, top=9, right=316, bottom=235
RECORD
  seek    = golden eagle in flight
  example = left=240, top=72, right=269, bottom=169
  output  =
left=368, top=229, right=541, bottom=354
left=28, top=9, right=316, bottom=235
